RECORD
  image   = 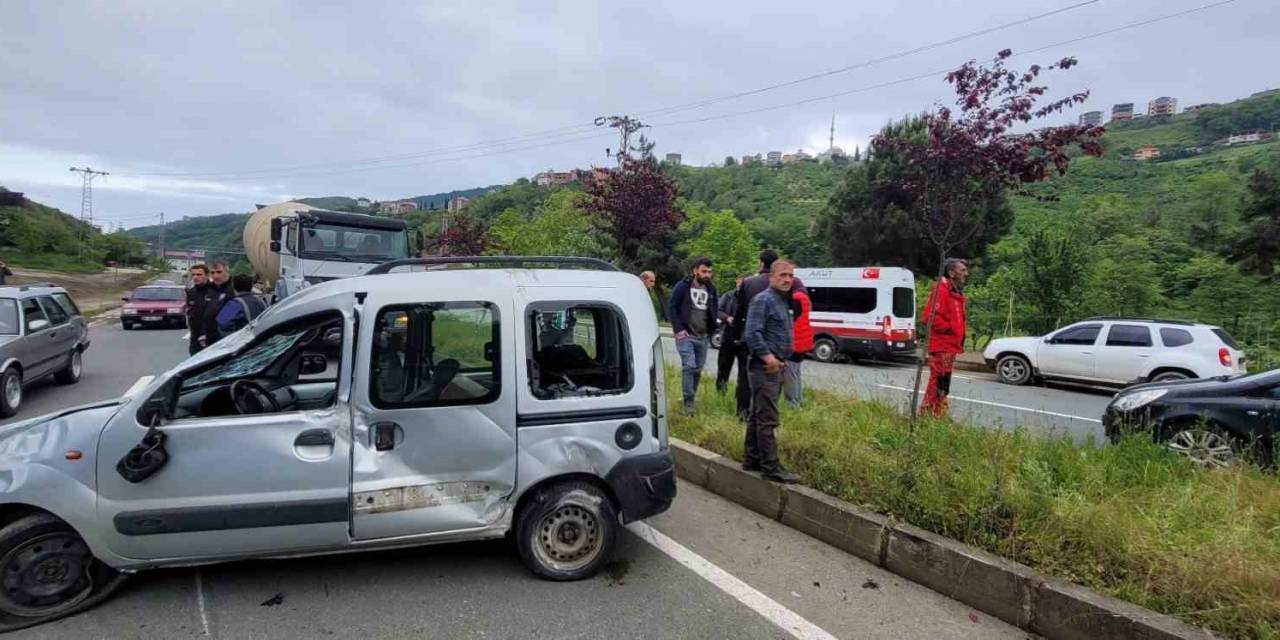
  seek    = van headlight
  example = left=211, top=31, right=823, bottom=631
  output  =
left=1112, top=389, right=1167, bottom=412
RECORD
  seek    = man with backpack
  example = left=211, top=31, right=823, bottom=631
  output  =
left=216, top=274, right=268, bottom=334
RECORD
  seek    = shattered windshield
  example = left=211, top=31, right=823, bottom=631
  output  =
left=182, top=329, right=307, bottom=389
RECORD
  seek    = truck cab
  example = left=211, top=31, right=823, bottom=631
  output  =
left=0, top=257, right=674, bottom=632
left=268, top=209, right=411, bottom=299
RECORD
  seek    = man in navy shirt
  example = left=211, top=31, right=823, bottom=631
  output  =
left=743, top=259, right=800, bottom=484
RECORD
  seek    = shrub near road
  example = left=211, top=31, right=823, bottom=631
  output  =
left=667, top=369, right=1280, bottom=640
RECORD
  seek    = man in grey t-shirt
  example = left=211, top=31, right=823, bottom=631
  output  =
left=667, top=257, right=719, bottom=413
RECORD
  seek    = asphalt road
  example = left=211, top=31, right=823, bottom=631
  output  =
left=1, top=292, right=1021, bottom=638
left=663, top=338, right=1116, bottom=445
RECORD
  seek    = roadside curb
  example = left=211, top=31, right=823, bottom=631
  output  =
left=669, top=438, right=1219, bottom=640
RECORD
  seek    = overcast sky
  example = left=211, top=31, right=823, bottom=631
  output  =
left=2, top=0, right=1275, bottom=229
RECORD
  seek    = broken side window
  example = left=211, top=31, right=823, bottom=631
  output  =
left=370, top=302, right=500, bottom=408
left=527, top=303, right=632, bottom=399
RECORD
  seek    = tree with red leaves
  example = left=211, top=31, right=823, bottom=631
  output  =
left=861, top=50, right=1105, bottom=419
left=583, top=116, right=684, bottom=275
left=432, top=215, right=489, bottom=256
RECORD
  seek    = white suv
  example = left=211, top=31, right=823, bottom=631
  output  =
left=983, top=318, right=1247, bottom=387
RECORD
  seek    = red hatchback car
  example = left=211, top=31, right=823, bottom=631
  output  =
left=121, top=285, right=187, bottom=330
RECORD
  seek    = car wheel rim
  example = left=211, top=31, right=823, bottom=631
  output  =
left=1167, top=429, right=1236, bottom=467
left=70, top=352, right=82, bottom=378
left=1155, top=373, right=1186, bottom=382
left=815, top=343, right=833, bottom=361
left=3, top=376, right=19, bottom=409
left=532, top=504, right=602, bottom=573
left=1000, top=359, right=1026, bottom=382
left=0, top=533, right=94, bottom=617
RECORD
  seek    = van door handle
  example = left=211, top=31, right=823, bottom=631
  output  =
left=373, top=422, right=399, bottom=451
left=295, top=429, right=334, bottom=446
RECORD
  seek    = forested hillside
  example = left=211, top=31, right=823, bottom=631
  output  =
left=0, top=187, right=151, bottom=271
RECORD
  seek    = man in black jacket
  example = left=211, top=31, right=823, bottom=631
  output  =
left=667, top=257, right=718, bottom=414
left=728, top=250, right=806, bottom=418
left=185, top=262, right=233, bottom=355
left=715, top=276, right=744, bottom=392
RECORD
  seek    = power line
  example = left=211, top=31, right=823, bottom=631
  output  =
left=634, top=0, right=1099, bottom=119
left=648, top=0, right=1239, bottom=130
left=110, top=0, right=1235, bottom=182
left=115, top=2, right=1099, bottom=181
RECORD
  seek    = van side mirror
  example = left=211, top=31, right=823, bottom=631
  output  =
left=269, top=240, right=281, bottom=253
left=270, top=218, right=283, bottom=242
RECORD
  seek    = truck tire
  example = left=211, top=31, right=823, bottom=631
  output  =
left=516, top=481, right=617, bottom=581
left=0, top=513, right=127, bottom=632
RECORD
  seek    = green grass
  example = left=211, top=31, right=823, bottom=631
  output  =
left=1, top=253, right=106, bottom=274
left=669, top=368, right=1280, bottom=639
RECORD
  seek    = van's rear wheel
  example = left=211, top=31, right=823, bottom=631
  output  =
left=0, top=514, right=127, bottom=632
left=811, top=338, right=839, bottom=363
left=516, top=482, right=617, bottom=581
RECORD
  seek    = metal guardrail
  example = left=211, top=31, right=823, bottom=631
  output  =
left=366, top=256, right=621, bottom=275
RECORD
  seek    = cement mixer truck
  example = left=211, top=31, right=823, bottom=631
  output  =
left=244, top=201, right=413, bottom=301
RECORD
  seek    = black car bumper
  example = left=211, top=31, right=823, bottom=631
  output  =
left=837, top=337, right=917, bottom=360
left=605, top=451, right=677, bottom=524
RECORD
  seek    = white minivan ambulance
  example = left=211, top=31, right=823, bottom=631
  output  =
left=794, top=267, right=917, bottom=363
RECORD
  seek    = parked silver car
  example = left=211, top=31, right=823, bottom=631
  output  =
left=0, top=258, right=675, bottom=631
left=0, top=285, right=89, bottom=417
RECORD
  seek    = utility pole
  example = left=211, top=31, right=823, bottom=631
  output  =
left=159, top=212, right=166, bottom=265
left=594, top=115, right=648, bottom=165
left=69, top=167, right=108, bottom=262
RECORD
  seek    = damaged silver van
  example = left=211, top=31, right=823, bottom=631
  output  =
left=0, top=257, right=675, bottom=631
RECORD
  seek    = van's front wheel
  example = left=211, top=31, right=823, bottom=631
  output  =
left=516, top=482, right=617, bottom=581
left=0, top=513, right=127, bottom=632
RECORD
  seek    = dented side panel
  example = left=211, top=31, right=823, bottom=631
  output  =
left=511, top=273, right=665, bottom=498
left=349, top=286, right=519, bottom=540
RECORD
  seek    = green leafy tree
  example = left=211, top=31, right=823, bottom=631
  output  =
left=1081, top=235, right=1164, bottom=316
left=487, top=190, right=605, bottom=257
left=676, top=202, right=760, bottom=292
left=1018, top=229, right=1092, bottom=334
left=1187, top=172, right=1239, bottom=253
left=1231, top=168, right=1280, bottom=279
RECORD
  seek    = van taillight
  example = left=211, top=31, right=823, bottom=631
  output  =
left=1218, top=347, right=1232, bottom=367
left=882, top=315, right=892, bottom=336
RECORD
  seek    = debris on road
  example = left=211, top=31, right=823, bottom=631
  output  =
left=261, top=592, right=285, bottom=607
left=861, top=579, right=879, bottom=590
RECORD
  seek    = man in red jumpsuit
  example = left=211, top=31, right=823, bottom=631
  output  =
left=922, top=259, right=968, bottom=417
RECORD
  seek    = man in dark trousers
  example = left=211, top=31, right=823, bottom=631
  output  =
left=715, top=276, right=744, bottom=393
left=0, top=259, right=12, bottom=286
left=667, top=257, right=718, bottom=413
left=728, top=250, right=807, bottom=418
left=743, top=259, right=800, bottom=484
left=216, top=274, right=268, bottom=334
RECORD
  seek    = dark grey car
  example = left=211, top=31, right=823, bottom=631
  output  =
left=0, top=285, right=89, bottom=417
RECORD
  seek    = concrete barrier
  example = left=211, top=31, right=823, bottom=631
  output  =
left=669, top=438, right=1220, bottom=640
left=884, top=522, right=1038, bottom=628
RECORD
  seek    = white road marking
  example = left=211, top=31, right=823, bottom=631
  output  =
left=876, top=384, right=1103, bottom=423
left=195, top=570, right=210, bottom=636
left=628, top=522, right=837, bottom=640
left=123, top=375, right=154, bottom=397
